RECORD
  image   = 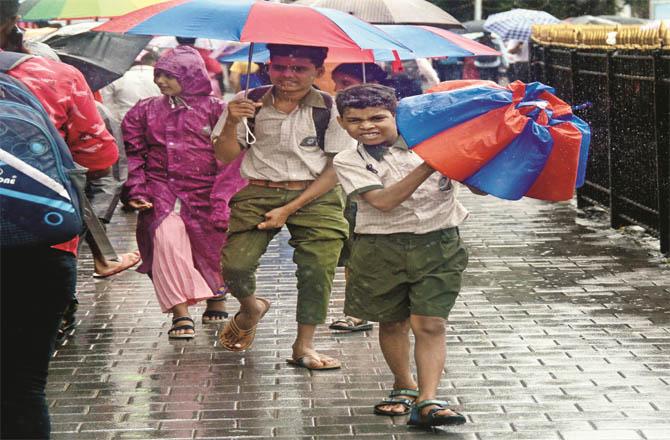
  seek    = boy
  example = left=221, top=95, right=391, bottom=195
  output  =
left=333, top=84, right=483, bottom=427
left=212, top=44, right=352, bottom=369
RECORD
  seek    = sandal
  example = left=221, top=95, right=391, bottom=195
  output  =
left=168, top=316, right=195, bottom=340
left=218, top=297, right=270, bottom=351
left=329, top=316, right=373, bottom=332
left=373, top=388, right=419, bottom=416
left=407, top=399, right=466, bottom=427
left=202, top=295, right=229, bottom=324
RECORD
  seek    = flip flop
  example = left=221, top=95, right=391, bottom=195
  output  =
left=329, top=316, right=373, bottom=332
left=218, top=297, right=270, bottom=351
left=93, top=251, right=141, bottom=278
left=286, top=354, right=341, bottom=370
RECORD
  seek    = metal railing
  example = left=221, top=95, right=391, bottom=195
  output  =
left=531, top=24, right=670, bottom=254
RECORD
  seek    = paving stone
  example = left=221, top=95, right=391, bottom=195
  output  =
left=45, top=193, right=670, bottom=438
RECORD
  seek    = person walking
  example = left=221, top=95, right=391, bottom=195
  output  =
left=333, top=83, right=486, bottom=427
left=212, top=43, right=353, bottom=369
left=121, top=45, right=247, bottom=339
left=1, top=2, right=119, bottom=437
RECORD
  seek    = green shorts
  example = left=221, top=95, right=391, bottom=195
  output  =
left=344, top=228, right=468, bottom=323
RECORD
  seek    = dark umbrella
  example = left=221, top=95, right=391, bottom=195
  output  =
left=42, top=23, right=151, bottom=91
left=293, top=0, right=463, bottom=30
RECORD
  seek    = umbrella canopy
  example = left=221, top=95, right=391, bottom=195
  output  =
left=217, top=24, right=500, bottom=64
left=19, top=0, right=171, bottom=21
left=293, top=0, right=462, bottom=30
left=42, top=22, right=152, bottom=91
left=93, top=0, right=411, bottom=53
left=397, top=80, right=590, bottom=202
left=484, top=8, right=560, bottom=41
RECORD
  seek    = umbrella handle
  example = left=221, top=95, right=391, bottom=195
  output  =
left=243, top=117, right=257, bottom=145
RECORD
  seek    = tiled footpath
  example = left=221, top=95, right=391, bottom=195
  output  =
left=48, top=189, right=670, bottom=439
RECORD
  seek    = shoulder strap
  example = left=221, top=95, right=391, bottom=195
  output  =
left=245, top=85, right=273, bottom=143
left=312, top=91, right=332, bottom=151
left=0, top=51, right=33, bottom=73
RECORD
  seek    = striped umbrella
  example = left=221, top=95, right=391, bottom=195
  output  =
left=484, top=9, right=560, bottom=41
left=397, top=80, right=591, bottom=202
left=217, top=24, right=500, bottom=64
left=93, top=0, right=411, bottom=53
left=19, top=0, right=171, bottom=21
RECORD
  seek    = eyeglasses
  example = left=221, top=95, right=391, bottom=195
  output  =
left=268, top=64, right=313, bottom=74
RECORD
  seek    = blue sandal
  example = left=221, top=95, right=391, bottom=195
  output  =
left=407, top=399, right=466, bottom=427
left=168, top=316, right=195, bottom=339
left=373, top=388, right=419, bottom=416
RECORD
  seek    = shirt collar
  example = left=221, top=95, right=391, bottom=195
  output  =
left=361, top=135, right=409, bottom=160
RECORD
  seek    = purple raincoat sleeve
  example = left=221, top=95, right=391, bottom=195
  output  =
left=121, top=99, right=151, bottom=204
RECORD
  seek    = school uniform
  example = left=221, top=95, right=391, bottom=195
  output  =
left=333, top=136, right=469, bottom=322
left=211, top=86, right=354, bottom=324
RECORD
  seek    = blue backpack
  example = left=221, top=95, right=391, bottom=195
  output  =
left=0, top=51, right=85, bottom=248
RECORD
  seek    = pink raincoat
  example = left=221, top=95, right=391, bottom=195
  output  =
left=121, top=46, right=246, bottom=291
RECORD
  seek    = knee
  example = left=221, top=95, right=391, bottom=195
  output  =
left=411, top=316, right=445, bottom=338
left=380, top=319, right=410, bottom=336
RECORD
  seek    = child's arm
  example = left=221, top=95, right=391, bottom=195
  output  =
left=257, top=158, right=340, bottom=230
left=120, top=100, right=151, bottom=207
left=359, top=162, right=435, bottom=212
left=212, top=97, right=261, bottom=164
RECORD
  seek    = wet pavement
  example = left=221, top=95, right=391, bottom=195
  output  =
left=49, top=189, right=670, bottom=439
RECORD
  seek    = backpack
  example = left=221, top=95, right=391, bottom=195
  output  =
left=246, top=85, right=332, bottom=150
left=0, top=51, right=85, bottom=248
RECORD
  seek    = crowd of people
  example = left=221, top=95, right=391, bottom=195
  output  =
left=0, top=1, right=548, bottom=436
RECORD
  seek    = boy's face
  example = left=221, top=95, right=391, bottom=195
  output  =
left=268, top=55, right=323, bottom=94
left=338, top=106, right=398, bottom=147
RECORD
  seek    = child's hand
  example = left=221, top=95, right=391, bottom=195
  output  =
left=257, top=206, right=290, bottom=230
left=128, top=199, right=153, bottom=211
left=226, top=98, right=263, bottom=125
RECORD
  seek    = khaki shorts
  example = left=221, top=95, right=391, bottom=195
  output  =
left=344, top=228, right=468, bottom=323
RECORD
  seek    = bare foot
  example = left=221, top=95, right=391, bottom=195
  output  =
left=93, top=251, right=140, bottom=278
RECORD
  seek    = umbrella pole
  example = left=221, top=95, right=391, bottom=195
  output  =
left=361, top=62, right=366, bottom=83
left=243, top=42, right=254, bottom=98
left=242, top=42, right=256, bottom=145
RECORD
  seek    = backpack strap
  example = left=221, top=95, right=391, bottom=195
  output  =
left=0, top=51, right=33, bottom=73
left=245, top=86, right=332, bottom=150
left=245, top=85, right=273, bottom=143
left=312, top=91, right=332, bottom=152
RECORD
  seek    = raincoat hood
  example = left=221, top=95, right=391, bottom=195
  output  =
left=154, top=45, right=212, bottom=96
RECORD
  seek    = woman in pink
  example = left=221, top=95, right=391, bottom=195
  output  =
left=121, top=46, right=246, bottom=339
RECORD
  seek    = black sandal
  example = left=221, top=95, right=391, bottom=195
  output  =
left=329, top=316, right=373, bottom=332
left=168, top=316, right=195, bottom=339
left=407, top=399, right=466, bottom=427
left=202, top=295, right=228, bottom=324
left=373, top=388, right=419, bottom=416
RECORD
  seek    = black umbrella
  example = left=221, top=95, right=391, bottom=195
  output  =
left=42, top=23, right=152, bottom=91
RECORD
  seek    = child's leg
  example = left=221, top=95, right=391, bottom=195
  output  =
left=376, top=319, right=417, bottom=414
left=410, top=314, right=459, bottom=418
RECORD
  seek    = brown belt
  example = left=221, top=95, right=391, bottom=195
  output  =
left=248, top=179, right=314, bottom=190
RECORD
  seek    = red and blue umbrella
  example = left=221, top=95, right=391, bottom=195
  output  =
left=397, top=80, right=590, bottom=201
left=217, top=24, right=500, bottom=63
left=93, top=0, right=411, bottom=53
